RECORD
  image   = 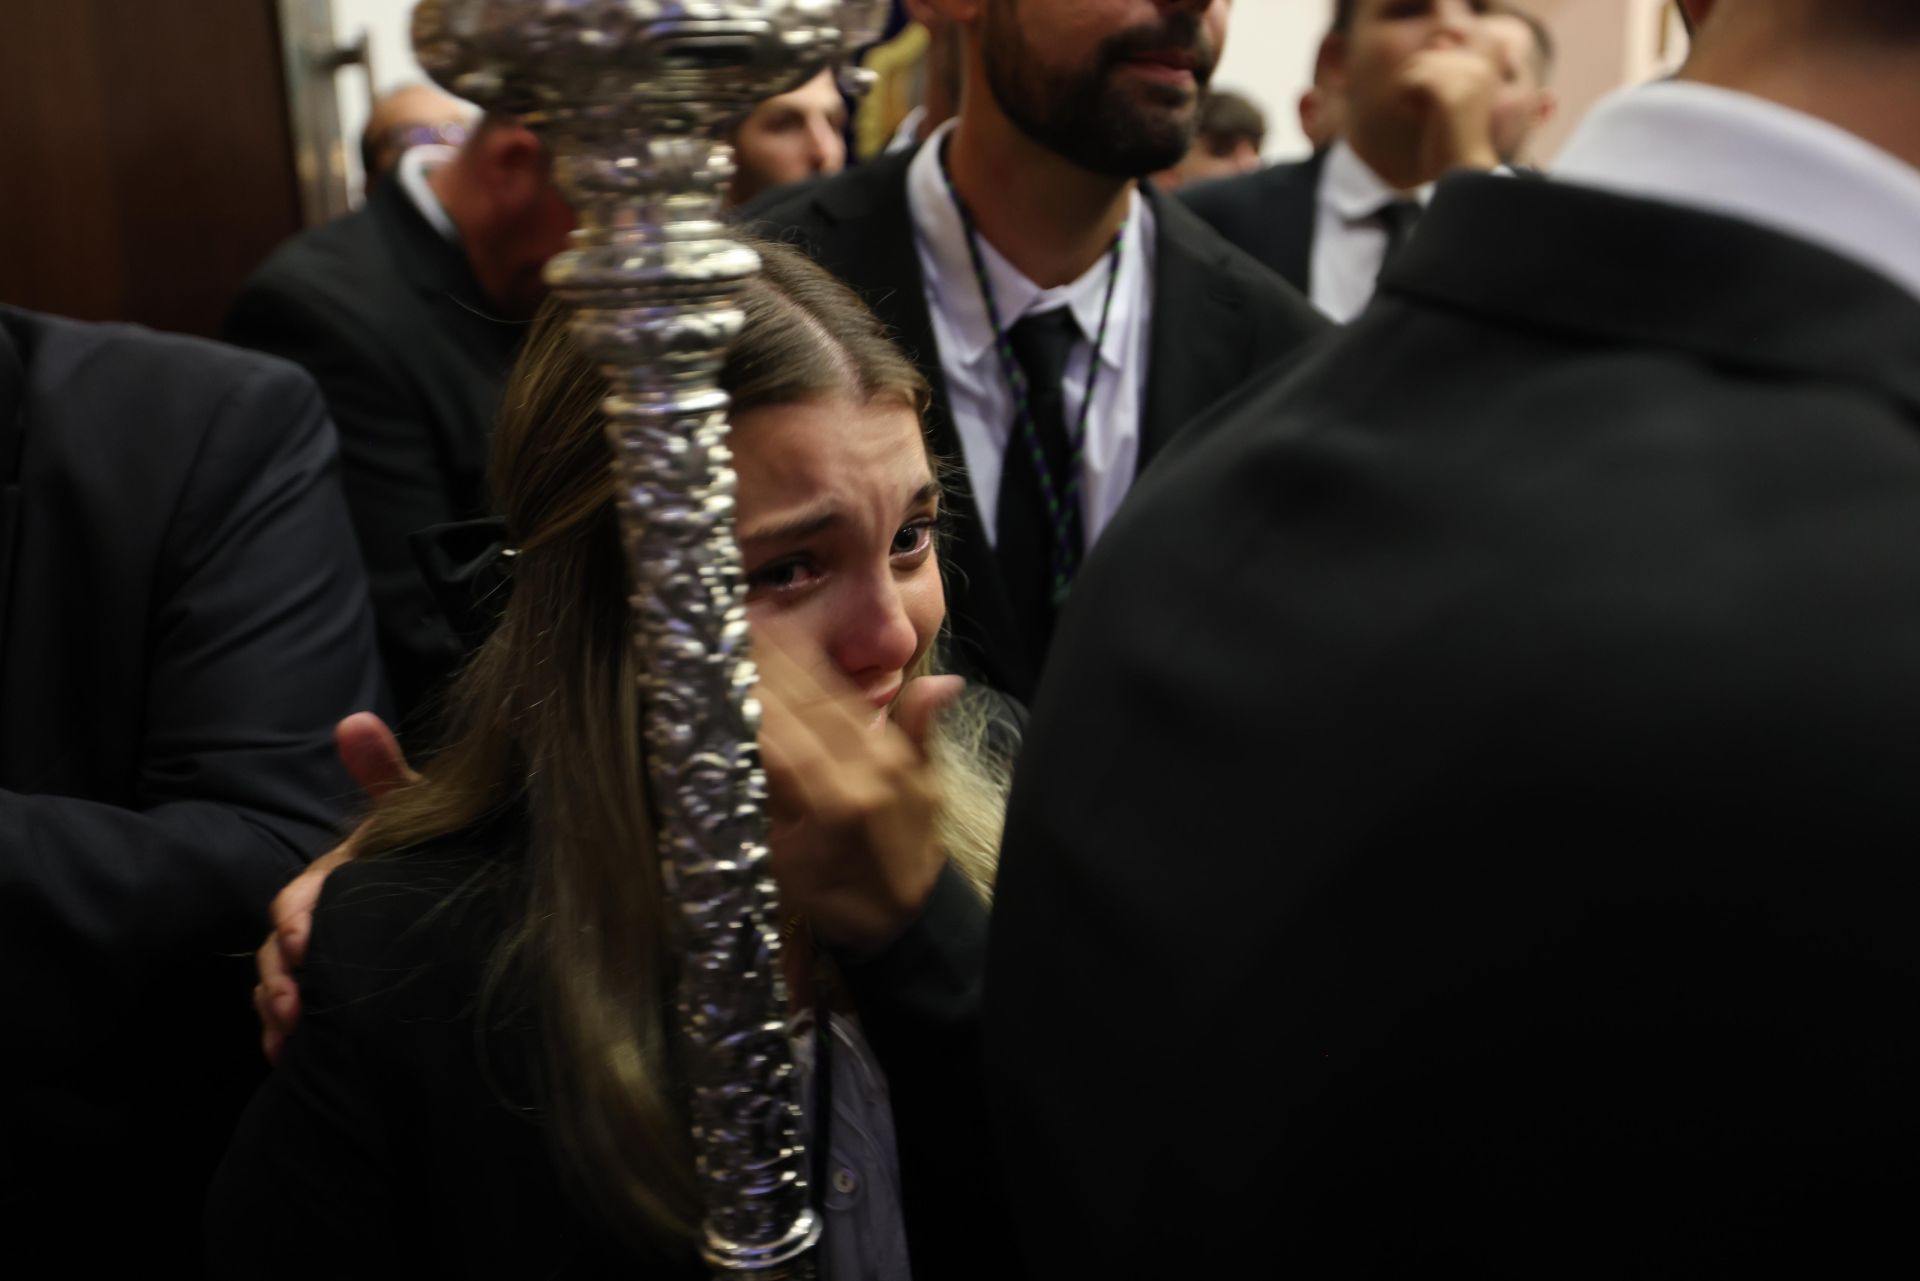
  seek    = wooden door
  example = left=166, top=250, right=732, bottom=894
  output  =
left=0, top=0, right=304, bottom=338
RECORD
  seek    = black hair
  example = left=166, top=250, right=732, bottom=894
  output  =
left=1198, top=90, right=1268, bottom=154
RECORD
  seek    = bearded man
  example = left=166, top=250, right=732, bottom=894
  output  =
left=745, top=0, right=1325, bottom=704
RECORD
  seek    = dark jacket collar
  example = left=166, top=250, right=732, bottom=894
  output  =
left=1385, top=173, right=1920, bottom=417
left=368, top=173, right=483, bottom=299
left=364, top=173, right=525, bottom=369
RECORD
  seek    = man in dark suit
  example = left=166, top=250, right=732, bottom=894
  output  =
left=227, top=118, right=574, bottom=726
left=989, top=0, right=1920, bottom=1273
left=0, top=306, right=385, bottom=1267
left=1484, top=4, right=1558, bottom=167
left=1182, top=0, right=1507, bottom=321
left=747, top=0, right=1326, bottom=703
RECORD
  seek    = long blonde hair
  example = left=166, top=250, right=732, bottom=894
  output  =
left=358, top=239, right=1008, bottom=1253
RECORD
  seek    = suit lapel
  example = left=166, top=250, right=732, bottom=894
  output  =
left=1139, top=192, right=1252, bottom=466
left=1268, top=148, right=1328, bottom=298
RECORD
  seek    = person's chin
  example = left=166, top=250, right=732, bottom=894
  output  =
left=1113, top=72, right=1200, bottom=114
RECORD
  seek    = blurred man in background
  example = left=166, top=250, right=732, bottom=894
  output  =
left=1151, top=89, right=1267, bottom=191
left=1298, top=76, right=1347, bottom=152
left=1182, top=0, right=1504, bottom=320
left=359, top=83, right=476, bottom=195
left=1486, top=6, right=1557, bottom=165
left=228, top=116, right=574, bottom=730
left=725, top=68, right=851, bottom=207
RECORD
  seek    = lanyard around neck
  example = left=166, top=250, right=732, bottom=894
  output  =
left=939, top=139, right=1125, bottom=603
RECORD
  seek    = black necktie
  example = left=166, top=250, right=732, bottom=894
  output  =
left=996, top=305, right=1085, bottom=663
left=1375, top=198, right=1424, bottom=279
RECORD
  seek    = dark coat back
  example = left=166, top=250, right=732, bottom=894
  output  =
left=988, top=174, right=1920, bottom=1276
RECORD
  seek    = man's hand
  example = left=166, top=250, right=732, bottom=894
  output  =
left=253, top=712, right=416, bottom=1065
left=757, top=644, right=964, bottom=952
left=1400, top=45, right=1502, bottom=179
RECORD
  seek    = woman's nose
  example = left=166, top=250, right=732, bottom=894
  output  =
left=1432, top=0, right=1479, bottom=49
left=830, top=572, right=920, bottom=683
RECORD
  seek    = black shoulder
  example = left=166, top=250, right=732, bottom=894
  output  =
left=731, top=173, right=831, bottom=225
left=241, top=204, right=382, bottom=293
left=1179, top=157, right=1310, bottom=216
left=14, top=309, right=321, bottom=425
left=226, top=206, right=394, bottom=342
left=735, top=149, right=918, bottom=241
left=306, top=826, right=520, bottom=1012
left=1176, top=168, right=1255, bottom=220
left=1152, top=190, right=1329, bottom=339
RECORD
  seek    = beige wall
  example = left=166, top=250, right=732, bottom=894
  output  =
left=1525, top=0, right=1688, bottom=162
left=1214, top=0, right=1337, bottom=161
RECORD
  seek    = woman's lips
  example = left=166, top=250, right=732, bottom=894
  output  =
left=867, top=682, right=903, bottom=730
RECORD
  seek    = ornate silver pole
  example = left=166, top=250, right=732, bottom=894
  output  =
left=412, top=3, right=885, bottom=1275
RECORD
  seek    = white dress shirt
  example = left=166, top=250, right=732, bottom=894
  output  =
left=1554, top=80, right=1920, bottom=304
left=395, top=143, right=461, bottom=242
left=885, top=106, right=927, bottom=156
left=906, top=120, right=1156, bottom=547
left=1310, top=139, right=1435, bottom=324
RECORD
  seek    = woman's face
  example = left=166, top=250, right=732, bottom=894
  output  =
left=733, top=396, right=945, bottom=725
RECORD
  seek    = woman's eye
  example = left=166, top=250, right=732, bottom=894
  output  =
left=746, top=557, right=819, bottom=596
left=891, top=522, right=934, bottom=558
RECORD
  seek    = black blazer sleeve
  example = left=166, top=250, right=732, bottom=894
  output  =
left=0, top=357, right=384, bottom=1064
left=207, top=866, right=405, bottom=1279
left=226, top=278, right=465, bottom=719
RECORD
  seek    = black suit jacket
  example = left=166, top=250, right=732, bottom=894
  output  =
left=209, top=817, right=995, bottom=1281
left=1179, top=148, right=1328, bottom=296
left=226, top=177, right=526, bottom=726
left=0, top=307, right=386, bottom=1267
left=988, top=174, right=1920, bottom=1276
left=745, top=148, right=1328, bottom=701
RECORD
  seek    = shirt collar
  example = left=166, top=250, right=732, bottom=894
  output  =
left=886, top=105, right=928, bottom=156
left=395, top=143, right=461, bottom=243
left=1322, top=138, right=1435, bottom=222
left=907, top=118, right=1145, bottom=371
left=1554, top=80, right=1920, bottom=304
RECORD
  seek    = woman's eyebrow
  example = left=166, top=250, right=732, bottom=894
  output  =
left=739, top=505, right=840, bottom=545
left=900, top=481, right=940, bottom=515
